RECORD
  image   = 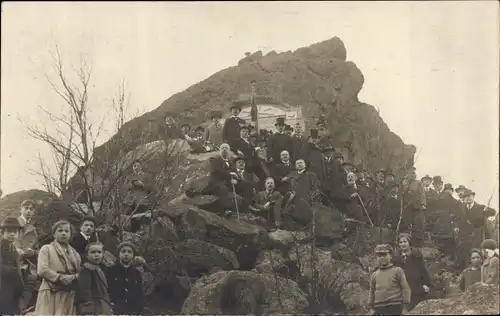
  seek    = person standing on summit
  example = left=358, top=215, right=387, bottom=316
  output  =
left=223, top=102, right=245, bottom=145
left=267, top=117, right=294, bottom=163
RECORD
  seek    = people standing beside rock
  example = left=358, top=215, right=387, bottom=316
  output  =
left=392, top=234, right=431, bottom=311
left=0, top=217, right=24, bottom=316
left=123, top=160, right=154, bottom=216
left=456, top=189, right=496, bottom=269
left=249, top=177, right=283, bottom=229
left=267, top=117, right=294, bottom=163
left=70, top=216, right=98, bottom=260
left=459, top=249, right=483, bottom=291
left=480, top=239, right=499, bottom=285
left=75, top=242, right=112, bottom=315
left=223, top=103, right=245, bottom=145
left=204, top=109, right=224, bottom=148
left=400, top=167, right=427, bottom=248
left=272, top=150, right=295, bottom=195
left=106, top=242, right=144, bottom=315
left=368, top=244, right=411, bottom=316
left=35, top=220, right=81, bottom=315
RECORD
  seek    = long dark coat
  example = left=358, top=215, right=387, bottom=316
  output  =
left=291, top=136, right=309, bottom=162
left=305, top=143, right=328, bottom=190
left=75, top=263, right=112, bottom=315
left=230, top=138, right=258, bottom=168
left=206, top=156, right=234, bottom=196
left=267, top=132, right=294, bottom=164
left=105, top=263, right=144, bottom=315
left=222, top=116, right=245, bottom=144
left=283, top=170, right=319, bottom=229
left=70, top=233, right=98, bottom=260
left=233, top=170, right=258, bottom=203
left=272, top=162, right=295, bottom=195
left=457, top=202, right=496, bottom=250
left=333, top=184, right=373, bottom=222
left=0, top=239, right=24, bottom=315
left=426, top=191, right=458, bottom=239
left=379, top=194, right=402, bottom=228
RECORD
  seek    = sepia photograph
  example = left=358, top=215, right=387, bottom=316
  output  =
left=1, top=1, right=498, bottom=315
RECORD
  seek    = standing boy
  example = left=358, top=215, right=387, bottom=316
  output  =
left=369, top=244, right=411, bottom=315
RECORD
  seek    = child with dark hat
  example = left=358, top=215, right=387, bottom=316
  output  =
left=105, top=241, right=144, bottom=315
left=0, top=216, right=24, bottom=315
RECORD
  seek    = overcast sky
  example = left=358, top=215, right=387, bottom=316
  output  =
left=2, top=1, right=499, bottom=209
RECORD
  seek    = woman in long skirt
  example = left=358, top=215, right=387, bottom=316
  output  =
left=34, top=220, right=81, bottom=315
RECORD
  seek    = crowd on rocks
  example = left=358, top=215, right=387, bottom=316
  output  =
left=0, top=205, right=147, bottom=315
left=1, top=100, right=498, bottom=315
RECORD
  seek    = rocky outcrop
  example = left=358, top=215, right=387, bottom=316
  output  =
left=181, top=270, right=308, bottom=315
left=408, top=283, right=499, bottom=315
left=94, top=37, right=415, bottom=173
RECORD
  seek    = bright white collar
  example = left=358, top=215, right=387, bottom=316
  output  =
left=81, top=232, right=91, bottom=241
left=298, top=169, right=306, bottom=174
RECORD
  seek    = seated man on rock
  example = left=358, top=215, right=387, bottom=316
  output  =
left=188, top=126, right=211, bottom=154
left=231, top=155, right=258, bottom=210
left=249, top=177, right=283, bottom=229
left=281, top=159, right=318, bottom=230
left=123, top=160, right=154, bottom=216
left=334, top=172, right=374, bottom=228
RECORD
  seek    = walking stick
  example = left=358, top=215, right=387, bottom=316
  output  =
left=231, top=182, right=241, bottom=219
left=356, top=194, right=374, bottom=227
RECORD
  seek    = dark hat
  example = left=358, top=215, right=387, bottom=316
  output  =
left=455, top=185, right=467, bottom=192
left=421, top=174, right=432, bottom=181
left=481, top=239, right=497, bottom=250
left=208, top=109, right=223, bottom=119
left=334, top=152, right=344, bottom=159
left=180, top=123, right=190, bottom=129
left=342, top=161, right=355, bottom=168
left=195, top=126, right=205, bottom=132
left=117, top=241, right=138, bottom=255
left=285, top=124, right=294, bottom=131
left=323, top=145, right=334, bottom=152
left=230, top=102, right=242, bottom=110
left=233, top=155, right=247, bottom=163
left=310, top=129, right=319, bottom=139
left=433, top=176, right=443, bottom=184
left=374, top=244, right=393, bottom=254
left=463, top=189, right=475, bottom=197
left=376, top=168, right=386, bottom=174
left=275, top=117, right=286, bottom=126
left=239, top=124, right=249, bottom=131
left=444, top=183, right=453, bottom=191
left=0, top=216, right=22, bottom=230
left=21, top=199, right=35, bottom=208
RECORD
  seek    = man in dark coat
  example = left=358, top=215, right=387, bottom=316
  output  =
left=223, top=103, right=245, bottom=144
left=70, top=216, right=98, bottom=260
left=285, top=124, right=294, bottom=137
left=230, top=125, right=258, bottom=173
left=249, top=177, right=283, bottom=229
left=267, top=117, right=294, bottom=163
left=455, top=185, right=467, bottom=205
left=272, top=150, right=295, bottom=195
left=456, top=189, right=496, bottom=269
left=321, top=145, right=343, bottom=205
left=401, top=167, right=427, bottom=248
left=379, top=183, right=401, bottom=230
left=232, top=155, right=258, bottom=205
left=422, top=175, right=438, bottom=201
left=305, top=129, right=327, bottom=196
left=291, top=123, right=309, bottom=162
left=206, top=143, right=235, bottom=197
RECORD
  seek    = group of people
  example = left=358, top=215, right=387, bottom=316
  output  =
left=369, top=235, right=498, bottom=315
left=0, top=200, right=147, bottom=315
left=189, top=102, right=497, bottom=262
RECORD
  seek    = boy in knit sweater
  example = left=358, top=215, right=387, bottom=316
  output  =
left=369, top=244, right=411, bottom=315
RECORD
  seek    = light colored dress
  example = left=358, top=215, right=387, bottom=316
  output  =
left=34, top=241, right=81, bottom=315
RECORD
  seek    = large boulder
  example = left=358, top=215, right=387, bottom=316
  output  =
left=408, top=283, right=499, bottom=315
left=181, top=270, right=308, bottom=315
left=94, top=37, right=415, bottom=174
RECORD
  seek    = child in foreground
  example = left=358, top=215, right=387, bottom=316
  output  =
left=368, top=244, right=411, bottom=315
left=0, top=216, right=24, bottom=315
left=106, top=241, right=144, bottom=315
left=459, top=248, right=483, bottom=291
left=75, top=242, right=113, bottom=315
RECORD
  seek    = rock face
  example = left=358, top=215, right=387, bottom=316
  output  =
left=408, top=283, right=499, bottom=315
left=95, top=37, right=415, bottom=173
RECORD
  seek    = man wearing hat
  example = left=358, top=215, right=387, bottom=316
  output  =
left=400, top=167, right=427, bottom=248
left=186, top=126, right=207, bottom=154
left=272, top=150, right=295, bottom=195
left=304, top=129, right=328, bottom=192
left=321, top=145, right=343, bottom=201
left=443, top=183, right=454, bottom=195
left=0, top=216, right=24, bottom=315
left=223, top=102, right=245, bottom=144
left=204, top=109, right=224, bottom=148
left=231, top=155, right=257, bottom=205
left=455, top=185, right=467, bottom=204
left=285, top=124, right=294, bottom=137
left=230, top=124, right=258, bottom=172
left=421, top=174, right=438, bottom=201
left=267, top=117, right=294, bottom=164
left=455, top=189, right=497, bottom=269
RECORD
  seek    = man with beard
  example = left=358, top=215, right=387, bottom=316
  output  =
left=401, top=167, right=427, bottom=248
left=267, top=117, right=294, bottom=163
left=223, top=102, right=245, bottom=144
left=250, top=177, right=283, bottom=229
left=204, top=109, right=224, bottom=148
left=272, top=150, right=295, bottom=195
left=455, top=189, right=496, bottom=269
left=281, top=159, right=318, bottom=230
